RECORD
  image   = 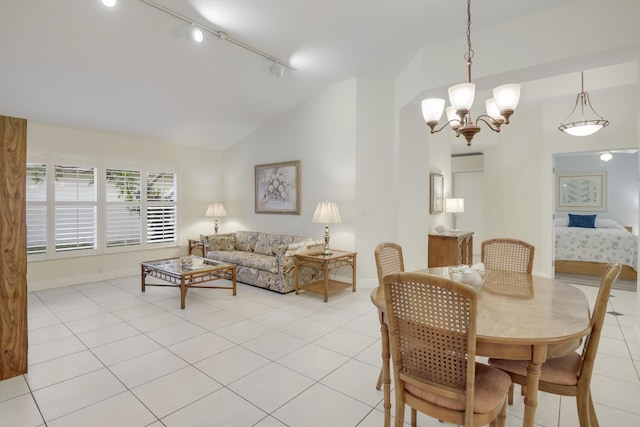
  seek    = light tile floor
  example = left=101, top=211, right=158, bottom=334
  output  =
left=1, top=276, right=639, bottom=426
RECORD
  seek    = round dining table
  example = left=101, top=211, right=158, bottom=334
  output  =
left=371, top=267, right=592, bottom=427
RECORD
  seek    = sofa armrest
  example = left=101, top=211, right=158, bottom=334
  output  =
left=276, top=240, right=324, bottom=275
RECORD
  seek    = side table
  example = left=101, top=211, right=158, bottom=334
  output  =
left=294, top=250, right=357, bottom=302
left=188, top=239, right=205, bottom=256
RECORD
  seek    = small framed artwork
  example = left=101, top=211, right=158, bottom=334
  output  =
left=430, top=172, right=444, bottom=214
left=556, top=172, right=607, bottom=211
left=255, top=160, right=301, bottom=214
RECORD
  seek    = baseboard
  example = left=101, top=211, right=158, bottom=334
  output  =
left=28, top=267, right=139, bottom=292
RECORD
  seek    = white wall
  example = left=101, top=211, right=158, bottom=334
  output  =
left=26, top=122, right=224, bottom=291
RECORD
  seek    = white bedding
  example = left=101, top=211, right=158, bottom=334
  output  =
left=555, top=221, right=638, bottom=271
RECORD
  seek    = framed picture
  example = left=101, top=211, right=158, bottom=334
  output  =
left=556, top=172, right=607, bottom=211
left=255, top=160, right=301, bottom=214
left=430, top=172, right=444, bottom=214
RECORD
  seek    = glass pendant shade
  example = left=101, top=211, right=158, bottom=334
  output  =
left=485, top=98, right=503, bottom=122
left=493, top=84, right=521, bottom=111
left=446, top=106, right=460, bottom=129
left=561, top=122, right=604, bottom=137
left=421, top=98, right=445, bottom=124
left=448, top=83, right=475, bottom=112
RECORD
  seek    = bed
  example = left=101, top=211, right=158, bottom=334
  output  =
left=555, top=216, right=638, bottom=280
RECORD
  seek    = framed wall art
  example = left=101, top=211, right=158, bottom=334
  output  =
left=430, top=172, right=444, bottom=214
left=255, top=160, right=301, bottom=214
left=556, top=172, right=607, bottom=211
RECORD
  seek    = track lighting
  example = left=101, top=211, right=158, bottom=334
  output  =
left=101, top=0, right=116, bottom=7
left=191, top=25, right=204, bottom=43
left=269, top=62, right=285, bottom=78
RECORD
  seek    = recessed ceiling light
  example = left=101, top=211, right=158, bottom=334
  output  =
left=101, top=0, right=117, bottom=7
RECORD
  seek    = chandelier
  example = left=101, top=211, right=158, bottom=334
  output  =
left=558, top=71, right=609, bottom=136
left=421, top=0, right=521, bottom=146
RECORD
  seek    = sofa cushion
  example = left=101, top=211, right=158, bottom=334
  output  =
left=235, top=231, right=260, bottom=252
left=255, top=233, right=294, bottom=256
left=208, top=250, right=278, bottom=274
left=204, top=234, right=235, bottom=251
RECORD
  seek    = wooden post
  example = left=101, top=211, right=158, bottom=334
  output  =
left=0, top=115, right=28, bottom=380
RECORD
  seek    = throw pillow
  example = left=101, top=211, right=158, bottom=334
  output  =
left=568, top=213, right=596, bottom=228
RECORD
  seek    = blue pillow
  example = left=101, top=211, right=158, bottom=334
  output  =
left=568, top=214, right=596, bottom=228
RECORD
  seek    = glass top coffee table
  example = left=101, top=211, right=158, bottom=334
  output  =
left=141, top=256, right=236, bottom=309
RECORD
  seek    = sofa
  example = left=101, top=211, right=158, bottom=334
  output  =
left=201, top=230, right=324, bottom=293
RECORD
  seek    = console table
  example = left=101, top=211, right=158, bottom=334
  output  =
left=428, top=231, right=473, bottom=267
left=294, top=250, right=357, bottom=302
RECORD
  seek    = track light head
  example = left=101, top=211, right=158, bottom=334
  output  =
left=269, top=62, right=284, bottom=78
left=101, top=0, right=116, bottom=7
left=191, top=25, right=204, bottom=43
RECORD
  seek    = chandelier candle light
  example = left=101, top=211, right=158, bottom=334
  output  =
left=205, top=202, right=227, bottom=234
left=421, top=0, right=521, bottom=146
left=558, top=71, right=609, bottom=136
left=312, top=201, right=341, bottom=256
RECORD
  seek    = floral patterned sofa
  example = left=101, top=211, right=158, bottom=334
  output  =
left=201, top=231, right=324, bottom=293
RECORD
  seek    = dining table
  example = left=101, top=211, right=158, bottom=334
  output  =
left=370, top=267, right=592, bottom=427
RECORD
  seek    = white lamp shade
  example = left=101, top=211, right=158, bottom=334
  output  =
left=421, top=98, right=445, bottom=124
left=485, top=98, right=503, bottom=122
left=493, top=84, right=521, bottom=111
left=205, top=202, right=227, bottom=217
left=445, top=106, right=460, bottom=128
left=445, top=198, right=464, bottom=213
left=448, top=83, right=475, bottom=112
left=312, top=201, right=341, bottom=224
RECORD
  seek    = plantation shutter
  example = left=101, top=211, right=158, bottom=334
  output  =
left=146, top=171, right=177, bottom=244
left=106, top=169, right=142, bottom=248
left=26, top=163, right=47, bottom=255
left=54, top=165, right=97, bottom=252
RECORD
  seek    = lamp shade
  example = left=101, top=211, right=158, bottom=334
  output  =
left=312, top=201, right=341, bottom=224
left=448, top=82, right=475, bottom=112
left=493, top=84, right=521, bottom=111
left=205, top=202, right=227, bottom=217
left=445, top=198, right=464, bottom=213
left=485, top=98, right=503, bottom=122
left=421, top=98, right=445, bottom=124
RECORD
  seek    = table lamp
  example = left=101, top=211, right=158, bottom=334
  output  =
left=312, top=201, right=341, bottom=255
left=445, top=198, right=464, bottom=232
left=205, top=202, right=227, bottom=234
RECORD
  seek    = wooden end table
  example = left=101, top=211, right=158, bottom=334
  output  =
left=294, top=250, right=357, bottom=302
left=188, top=239, right=205, bottom=256
left=141, top=256, right=236, bottom=309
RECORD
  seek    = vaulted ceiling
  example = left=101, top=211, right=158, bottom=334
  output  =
left=0, top=0, right=635, bottom=152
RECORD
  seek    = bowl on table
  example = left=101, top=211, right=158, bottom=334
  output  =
left=447, top=264, right=488, bottom=288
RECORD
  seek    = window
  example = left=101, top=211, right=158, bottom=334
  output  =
left=26, top=162, right=47, bottom=255
left=146, top=171, right=177, bottom=244
left=26, top=156, right=178, bottom=260
left=106, top=169, right=141, bottom=248
left=54, top=164, right=98, bottom=253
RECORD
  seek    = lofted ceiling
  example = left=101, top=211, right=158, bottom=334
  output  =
left=0, top=0, right=632, bottom=152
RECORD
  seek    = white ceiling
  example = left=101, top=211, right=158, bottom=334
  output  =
left=0, top=0, right=631, bottom=151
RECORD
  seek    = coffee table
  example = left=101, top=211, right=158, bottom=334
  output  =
left=141, top=256, right=236, bottom=309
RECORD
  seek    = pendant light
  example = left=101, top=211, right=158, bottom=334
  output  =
left=558, top=71, right=609, bottom=136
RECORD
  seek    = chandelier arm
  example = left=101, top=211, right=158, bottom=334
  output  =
left=475, top=115, right=502, bottom=133
left=428, top=119, right=462, bottom=134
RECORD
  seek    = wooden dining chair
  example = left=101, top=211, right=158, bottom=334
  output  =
left=488, top=261, right=622, bottom=427
left=481, top=238, right=535, bottom=273
left=373, top=243, right=404, bottom=391
left=383, top=272, right=511, bottom=427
